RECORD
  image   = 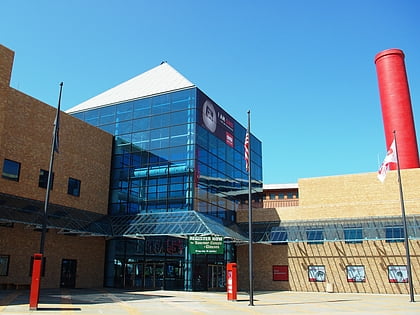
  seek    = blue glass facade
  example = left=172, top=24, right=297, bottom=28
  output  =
left=71, top=87, right=262, bottom=290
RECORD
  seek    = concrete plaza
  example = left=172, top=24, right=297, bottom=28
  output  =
left=0, top=289, right=419, bottom=314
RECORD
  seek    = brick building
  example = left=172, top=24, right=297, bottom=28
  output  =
left=237, top=171, right=420, bottom=294
left=1, top=43, right=419, bottom=295
left=0, top=44, right=113, bottom=289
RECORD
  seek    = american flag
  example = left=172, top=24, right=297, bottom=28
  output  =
left=244, top=131, right=250, bottom=172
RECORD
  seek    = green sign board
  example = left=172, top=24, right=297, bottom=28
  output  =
left=189, top=236, right=224, bottom=254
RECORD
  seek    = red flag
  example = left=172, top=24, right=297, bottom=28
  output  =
left=244, top=131, right=250, bottom=172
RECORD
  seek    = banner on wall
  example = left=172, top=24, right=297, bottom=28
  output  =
left=197, top=91, right=235, bottom=148
left=188, top=236, right=224, bottom=254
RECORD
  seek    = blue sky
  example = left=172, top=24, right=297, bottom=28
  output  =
left=1, top=0, right=419, bottom=184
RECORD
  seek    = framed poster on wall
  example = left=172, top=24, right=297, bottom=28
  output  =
left=346, top=265, right=365, bottom=282
left=388, top=265, right=408, bottom=283
left=272, top=265, right=288, bottom=281
left=308, top=265, right=325, bottom=282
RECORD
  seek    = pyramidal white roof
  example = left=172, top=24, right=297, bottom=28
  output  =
left=66, top=62, right=195, bottom=113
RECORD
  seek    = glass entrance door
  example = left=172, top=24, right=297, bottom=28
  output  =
left=60, top=259, right=77, bottom=288
left=208, top=264, right=225, bottom=290
left=125, top=263, right=144, bottom=288
left=144, top=263, right=164, bottom=290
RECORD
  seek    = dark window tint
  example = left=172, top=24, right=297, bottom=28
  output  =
left=385, top=226, right=404, bottom=243
left=2, top=159, right=21, bottom=181
left=68, top=178, right=81, bottom=197
left=0, top=255, right=10, bottom=276
left=39, top=169, right=53, bottom=189
left=344, top=227, right=363, bottom=244
left=306, top=229, right=324, bottom=244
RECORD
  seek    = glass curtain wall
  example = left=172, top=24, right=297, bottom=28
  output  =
left=73, top=88, right=197, bottom=215
left=195, top=90, right=263, bottom=225
left=72, top=87, right=263, bottom=290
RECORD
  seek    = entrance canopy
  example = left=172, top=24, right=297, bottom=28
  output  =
left=109, top=211, right=247, bottom=241
left=0, top=193, right=111, bottom=236
left=0, top=193, right=246, bottom=241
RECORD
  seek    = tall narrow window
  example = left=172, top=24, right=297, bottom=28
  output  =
left=67, top=178, right=81, bottom=197
left=0, top=255, right=10, bottom=276
left=39, top=169, right=53, bottom=189
left=2, top=159, right=21, bottom=181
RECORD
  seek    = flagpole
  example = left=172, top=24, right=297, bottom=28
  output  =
left=393, top=130, right=415, bottom=302
left=40, top=82, right=63, bottom=254
left=246, top=110, right=254, bottom=306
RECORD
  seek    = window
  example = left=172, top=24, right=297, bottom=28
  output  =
left=278, top=193, right=285, bottom=199
left=270, top=227, right=288, bottom=244
left=0, top=255, right=10, bottom=276
left=2, top=159, right=21, bottom=181
left=385, top=226, right=404, bottom=243
left=67, top=178, right=81, bottom=197
left=346, top=265, right=365, bottom=282
left=308, top=265, right=325, bottom=282
left=269, top=193, right=275, bottom=200
left=306, top=228, right=324, bottom=244
left=39, top=169, right=53, bottom=189
left=344, top=227, right=363, bottom=244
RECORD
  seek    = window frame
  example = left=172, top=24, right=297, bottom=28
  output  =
left=344, top=227, right=363, bottom=244
left=0, top=255, right=10, bottom=276
left=39, top=169, right=54, bottom=189
left=306, top=228, right=324, bottom=245
left=67, top=177, right=81, bottom=197
left=2, top=159, right=21, bottom=182
left=385, top=226, right=404, bottom=243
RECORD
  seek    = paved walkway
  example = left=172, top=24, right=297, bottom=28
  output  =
left=0, top=289, right=419, bottom=314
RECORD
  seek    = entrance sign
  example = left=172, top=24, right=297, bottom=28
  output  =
left=189, top=236, right=224, bottom=254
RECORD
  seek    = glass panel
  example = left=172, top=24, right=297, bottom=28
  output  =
left=84, top=109, right=99, bottom=125
left=385, top=226, right=404, bottom=242
left=132, top=117, right=150, bottom=132
left=133, top=98, right=151, bottom=118
left=152, top=94, right=170, bottom=114
left=99, top=106, right=116, bottom=125
left=115, top=120, right=132, bottom=135
left=306, top=229, right=324, bottom=244
left=68, top=178, right=81, bottom=197
left=116, top=102, right=133, bottom=121
left=39, top=169, right=53, bottom=189
left=0, top=255, right=9, bottom=276
left=2, top=159, right=21, bottom=181
left=344, top=228, right=363, bottom=244
left=170, top=110, right=189, bottom=125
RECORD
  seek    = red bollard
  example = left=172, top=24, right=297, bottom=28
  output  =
left=29, top=253, right=43, bottom=310
left=226, top=263, right=237, bottom=301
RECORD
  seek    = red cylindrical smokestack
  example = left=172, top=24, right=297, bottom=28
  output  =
left=374, top=48, right=420, bottom=169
